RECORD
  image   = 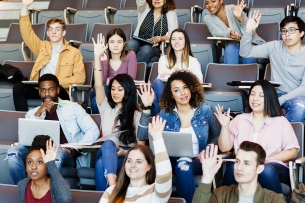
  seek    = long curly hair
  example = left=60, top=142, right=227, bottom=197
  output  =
left=107, top=74, right=140, bottom=145
left=159, top=70, right=204, bottom=113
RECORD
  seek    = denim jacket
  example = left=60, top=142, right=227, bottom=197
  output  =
left=25, top=99, right=100, bottom=167
left=160, top=102, right=220, bottom=153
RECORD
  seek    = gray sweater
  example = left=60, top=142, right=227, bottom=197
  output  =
left=240, top=31, right=305, bottom=105
left=17, top=160, right=72, bottom=203
left=204, top=5, right=265, bottom=45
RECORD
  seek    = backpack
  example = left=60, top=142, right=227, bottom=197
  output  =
left=0, top=64, right=27, bottom=83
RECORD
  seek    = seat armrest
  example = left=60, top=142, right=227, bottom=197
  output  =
left=28, top=8, right=41, bottom=13
left=69, top=40, right=82, bottom=48
left=107, top=6, right=118, bottom=13
left=193, top=5, right=203, bottom=13
left=28, top=8, right=41, bottom=24
left=296, top=156, right=305, bottom=166
left=72, top=84, right=92, bottom=91
left=66, top=7, right=77, bottom=14
left=104, top=7, right=118, bottom=24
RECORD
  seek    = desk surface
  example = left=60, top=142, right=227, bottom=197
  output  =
left=227, top=81, right=281, bottom=88
left=207, top=37, right=235, bottom=41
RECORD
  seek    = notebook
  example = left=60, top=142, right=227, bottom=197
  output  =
left=133, top=35, right=153, bottom=44
left=149, top=131, right=193, bottom=157
left=18, top=118, right=60, bottom=146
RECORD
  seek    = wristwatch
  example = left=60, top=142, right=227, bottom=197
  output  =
left=141, top=103, right=154, bottom=110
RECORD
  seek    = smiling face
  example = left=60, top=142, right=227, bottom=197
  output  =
left=38, top=80, right=60, bottom=103
left=152, top=0, right=165, bottom=9
left=171, top=31, right=186, bottom=52
left=111, top=80, right=125, bottom=105
left=46, top=22, right=66, bottom=43
left=108, top=34, right=125, bottom=55
left=170, top=80, right=191, bottom=106
left=205, top=0, right=223, bottom=15
left=281, top=22, right=304, bottom=48
left=26, top=150, right=48, bottom=181
left=249, top=85, right=264, bottom=114
left=125, top=149, right=151, bottom=181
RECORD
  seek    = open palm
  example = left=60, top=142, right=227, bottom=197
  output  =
left=40, top=139, right=58, bottom=164
left=214, top=105, right=231, bottom=127
left=137, top=82, right=155, bottom=107
left=22, top=0, right=34, bottom=6
left=232, top=0, right=246, bottom=18
left=92, top=33, right=108, bottom=60
left=149, top=116, right=166, bottom=141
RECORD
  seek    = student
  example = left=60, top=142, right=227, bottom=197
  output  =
left=99, top=116, right=171, bottom=203
left=6, top=74, right=100, bottom=185
left=90, top=29, right=137, bottom=114
left=204, top=0, right=264, bottom=64
left=92, top=33, right=155, bottom=191
left=240, top=11, right=305, bottom=122
left=192, top=142, right=286, bottom=203
left=215, top=80, right=299, bottom=194
left=18, top=135, right=72, bottom=203
left=159, top=71, right=220, bottom=203
left=14, top=0, right=85, bottom=111
left=126, top=0, right=178, bottom=63
left=151, top=29, right=203, bottom=116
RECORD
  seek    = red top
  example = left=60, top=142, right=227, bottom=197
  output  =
left=25, top=181, right=52, bottom=203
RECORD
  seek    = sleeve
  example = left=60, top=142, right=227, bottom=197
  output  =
left=73, top=103, right=100, bottom=143
left=278, top=74, right=305, bottom=105
left=239, top=31, right=273, bottom=58
left=208, top=107, right=221, bottom=145
left=167, top=11, right=179, bottom=35
left=137, top=112, right=151, bottom=141
left=137, top=0, right=149, bottom=14
left=190, top=58, right=203, bottom=83
left=46, top=161, right=72, bottom=203
left=192, top=182, right=216, bottom=203
left=58, top=49, right=86, bottom=88
left=99, top=186, right=115, bottom=203
left=101, top=60, right=109, bottom=85
left=281, top=119, right=300, bottom=151
left=25, top=107, right=45, bottom=120
left=127, top=51, right=137, bottom=80
left=157, top=56, right=168, bottom=77
left=19, top=14, right=42, bottom=56
left=153, top=138, right=172, bottom=202
left=204, top=15, right=231, bottom=38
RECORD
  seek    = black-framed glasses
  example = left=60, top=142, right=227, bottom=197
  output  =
left=280, top=28, right=300, bottom=35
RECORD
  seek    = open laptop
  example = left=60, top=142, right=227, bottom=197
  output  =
left=18, top=118, right=60, bottom=146
left=149, top=131, right=193, bottom=157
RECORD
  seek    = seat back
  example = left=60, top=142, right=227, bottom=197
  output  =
left=90, top=114, right=101, bottom=129
left=257, top=22, right=280, bottom=42
left=149, top=62, right=159, bottom=83
left=85, top=0, right=121, bottom=9
left=176, top=9, right=191, bottom=29
left=204, top=63, right=259, bottom=88
left=65, top=23, right=88, bottom=42
left=123, top=0, right=137, bottom=8
left=84, top=61, right=94, bottom=86
left=175, top=0, right=204, bottom=8
left=89, top=23, right=132, bottom=43
left=4, top=60, right=35, bottom=79
left=113, top=10, right=138, bottom=34
left=6, top=23, right=45, bottom=42
left=191, top=44, right=214, bottom=76
left=168, top=197, right=187, bottom=203
left=184, top=22, right=212, bottom=43
left=0, top=184, right=19, bottom=203
left=136, top=62, right=146, bottom=81
left=70, top=189, right=103, bottom=202
left=291, top=122, right=304, bottom=159
left=48, top=0, right=84, bottom=9
left=251, top=0, right=295, bottom=6
left=264, top=63, right=271, bottom=81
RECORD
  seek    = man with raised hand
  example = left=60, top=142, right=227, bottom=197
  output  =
left=192, top=141, right=285, bottom=203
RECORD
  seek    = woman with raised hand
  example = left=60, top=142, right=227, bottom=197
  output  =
left=90, top=28, right=137, bottom=114
left=126, top=0, right=178, bottom=63
left=216, top=79, right=299, bottom=194
left=92, top=33, right=155, bottom=191
left=159, top=70, right=220, bottom=203
left=99, top=116, right=172, bottom=203
left=18, top=135, right=72, bottom=203
left=151, top=29, right=203, bottom=116
left=204, top=0, right=265, bottom=64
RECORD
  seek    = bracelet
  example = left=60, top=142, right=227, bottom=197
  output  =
left=157, top=36, right=161, bottom=43
left=141, top=103, right=154, bottom=110
left=94, top=69, right=102, bottom=71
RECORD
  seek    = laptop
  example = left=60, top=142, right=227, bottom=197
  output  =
left=149, top=131, right=193, bottom=157
left=18, top=118, right=60, bottom=146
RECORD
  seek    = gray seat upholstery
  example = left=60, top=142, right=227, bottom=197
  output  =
left=191, top=43, right=215, bottom=76
left=113, top=9, right=138, bottom=34
left=136, top=62, right=147, bottom=81
left=148, top=62, right=159, bottom=84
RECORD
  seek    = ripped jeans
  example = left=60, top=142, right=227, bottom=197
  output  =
left=95, top=140, right=127, bottom=191
left=278, top=92, right=305, bottom=122
left=170, top=157, right=202, bottom=203
left=6, top=145, right=74, bottom=184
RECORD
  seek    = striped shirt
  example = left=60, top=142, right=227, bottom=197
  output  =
left=99, top=138, right=172, bottom=203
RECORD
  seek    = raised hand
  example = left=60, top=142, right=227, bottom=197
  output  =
left=137, top=82, right=155, bottom=108
left=22, top=0, right=34, bottom=7
left=201, top=144, right=223, bottom=183
left=232, top=0, right=246, bottom=20
left=214, top=104, right=231, bottom=128
left=92, top=33, right=108, bottom=60
left=246, top=10, right=262, bottom=33
left=149, top=116, right=166, bottom=141
left=40, top=138, right=58, bottom=164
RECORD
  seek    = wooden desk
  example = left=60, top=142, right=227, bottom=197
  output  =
left=207, top=37, right=236, bottom=45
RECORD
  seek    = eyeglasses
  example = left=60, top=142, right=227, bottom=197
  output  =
left=39, top=87, right=56, bottom=93
left=280, top=28, right=300, bottom=35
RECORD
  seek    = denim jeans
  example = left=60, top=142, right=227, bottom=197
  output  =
left=278, top=92, right=305, bottom=122
left=126, top=39, right=160, bottom=63
left=224, top=44, right=258, bottom=64
left=90, top=85, right=110, bottom=114
left=6, top=145, right=74, bottom=184
left=95, top=140, right=128, bottom=191
left=221, top=162, right=290, bottom=194
left=151, top=79, right=166, bottom=116
left=170, top=157, right=202, bottom=203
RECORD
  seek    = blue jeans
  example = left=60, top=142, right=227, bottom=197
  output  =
left=278, top=92, right=305, bottom=122
left=95, top=140, right=127, bottom=191
left=221, top=162, right=290, bottom=194
left=151, top=79, right=165, bottom=116
left=170, top=157, right=202, bottom=203
left=6, top=145, right=74, bottom=184
left=224, top=44, right=258, bottom=64
left=90, top=85, right=110, bottom=114
left=126, top=39, right=160, bottom=63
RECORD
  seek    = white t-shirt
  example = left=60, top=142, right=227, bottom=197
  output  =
left=40, top=48, right=60, bottom=76
left=238, top=193, right=254, bottom=203
left=180, top=126, right=199, bottom=157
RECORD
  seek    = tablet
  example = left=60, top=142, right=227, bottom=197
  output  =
left=133, top=35, right=153, bottom=44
